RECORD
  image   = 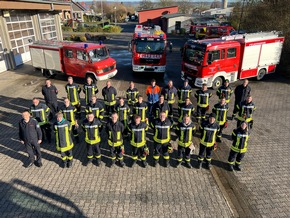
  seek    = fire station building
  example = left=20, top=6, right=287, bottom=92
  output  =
left=0, top=0, right=70, bottom=73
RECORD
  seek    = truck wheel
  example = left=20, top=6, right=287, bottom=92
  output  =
left=212, top=77, right=223, bottom=89
left=257, top=69, right=266, bottom=80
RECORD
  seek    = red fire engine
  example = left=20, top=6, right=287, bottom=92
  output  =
left=181, top=31, right=284, bottom=89
left=29, top=40, right=117, bottom=80
left=189, top=25, right=235, bottom=39
left=129, top=25, right=167, bottom=73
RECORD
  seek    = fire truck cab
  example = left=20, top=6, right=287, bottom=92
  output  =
left=129, top=25, right=167, bottom=73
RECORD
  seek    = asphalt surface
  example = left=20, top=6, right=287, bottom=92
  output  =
left=0, top=22, right=290, bottom=217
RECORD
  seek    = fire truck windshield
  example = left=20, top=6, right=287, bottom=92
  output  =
left=184, top=47, right=205, bottom=65
left=135, top=41, right=165, bottom=54
left=88, top=47, right=109, bottom=62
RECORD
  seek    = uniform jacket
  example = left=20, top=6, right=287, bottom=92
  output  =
left=146, top=85, right=160, bottom=104
left=102, top=86, right=117, bottom=105
left=83, top=83, right=98, bottom=105
left=195, top=90, right=212, bottom=108
left=216, top=85, right=233, bottom=103
left=54, top=119, right=74, bottom=152
left=175, top=121, right=196, bottom=147
left=212, top=103, right=229, bottom=125
left=151, top=101, right=170, bottom=119
left=30, top=103, right=50, bottom=126
left=114, top=103, right=131, bottom=122
left=42, top=85, right=58, bottom=104
left=234, top=84, right=251, bottom=104
left=128, top=121, right=148, bottom=147
left=236, top=101, right=256, bottom=122
left=85, top=101, right=104, bottom=120
left=106, top=120, right=124, bottom=146
left=178, top=103, right=195, bottom=122
left=133, top=102, right=148, bottom=122
left=199, top=120, right=220, bottom=147
left=126, top=87, right=139, bottom=105
left=59, top=104, right=77, bottom=125
left=177, top=85, right=192, bottom=104
left=231, top=127, right=250, bottom=153
left=19, top=118, right=42, bottom=143
left=151, top=118, right=172, bottom=144
left=161, top=85, right=178, bottom=104
left=65, top=83, right=81, bottom=105
left=82, top=118, right=102, bottom=144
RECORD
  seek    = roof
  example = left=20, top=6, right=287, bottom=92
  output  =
left=138, top=6, right=178, bottom=13
left=161, top=13, right=187, bottom=19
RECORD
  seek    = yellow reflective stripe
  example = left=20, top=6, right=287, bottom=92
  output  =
left=108, top=140, right=123, bottom=147
left=163, top=155, right=170, bottom=160
left=95, top=154, right=101, bottom=159
left=153, top=155, right=160, bottom=160
left=132, top=156, right=138, bottom=160
left=117, top=132, right=120, bottom=140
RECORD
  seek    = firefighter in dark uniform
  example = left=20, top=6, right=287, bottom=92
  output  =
left=126, top=81, right=139, bottom=111
left=161, top=80, right=178, bottom=120
left=178, top=97, right=195, bottom=122
left=106, top=112, right=125, bottom=167
left=128, top=115, right=149, bottom=168
left=177, top=79, right=192, bottom=108
left=102, top=80, right=117, bottom=117
left=216, top=79, right=233, bottom=103
left=235, top=95, right=256, bottom=128
left=19, top=110, right=43, bottom=168
left=59, top=98, right=79, bottom=143
left=85, top=95, right=104, bottom=121
left=195, top=83, right=212, bottom=122
left=228, top=122, right=250, bottom=171
left=233, top=79, right=251, bottom=117
left=83, top=76, right=98, bottom=105
left=54, top=112, right=74, bottom=168
left=175, top=114, right=196, bottom=168
left=212, top=97, right=229, bottom=142
left=197, top=113, right=220, bottom=169
left=41, top=79, right=58, bottom=118
left=151, top=95, right=170, bottom=120
left=114, top=97, right=131, bottom=136
left=82, top=112, right=103, bottom=166
left=65, top=76, right=81, bottom=118
left=151, top=111, right=173, bottom=167
left=30, top=97, right=51, bottom=143
left=133, top=95, right=148, bottom=123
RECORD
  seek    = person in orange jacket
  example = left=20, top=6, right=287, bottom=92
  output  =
left=145, top=79, right=160, bottom=116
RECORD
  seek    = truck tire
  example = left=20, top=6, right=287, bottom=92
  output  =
left=212, top=77, right=223, bottom=89
left=257, top=69, right=266, bottom=80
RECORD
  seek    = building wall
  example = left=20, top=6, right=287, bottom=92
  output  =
left=0, top=2, right=68, bottom=73
left=138, top=6, right=178, bottom=26
left=166, top=16, right=192, bottom=34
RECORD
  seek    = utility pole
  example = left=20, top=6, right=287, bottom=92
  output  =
left=114, top=6, right=117, bottom=26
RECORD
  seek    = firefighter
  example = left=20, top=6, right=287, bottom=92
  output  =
left=195, top=83, right=212, bottom=122
left=161, top=80, right=177, bottom=120
left=212, top=97, right=229, bottom=143
left=145, top=79, right=160, bottom=115
left=30, top=97, right=51, bottom=143
left=128, top=115, right=149, bottom=168
left=19, top=110, right=43, bottom=168
left=126, top=81, right=139, bottom=111
left=178, top=97, right=195, bottom=122
left=106, top=112, right=125, bottom=167
left=235, top=95, right=256, bottom=128
left=151, top=95, right=170, bottom=120
left=41, top=79, right=58, bottom=118
left=233, top=79, right=251, bottom=117
left=102, top=80, right=117, bottom=117
left=175, top=114, right=196, bottom=168
left=177, top=79, right=192, bottom=108
left=228, top=121, right=250, bottom=171
left=133, top=95, right=148, bottom=123
left=216, top=79, right=233, bottom=103
left=59, top=98, right=79, bottom=143
left=54, top=112, right=74, bottom=168
left=197, top=113, right=220, bottom=169
left=65, top=76, right=81, bottom=118
left=83, top=76, right=98, bottom=105
left=85, top=95, right=104, bottom=121
left=114, top=97, right=131, bottom=136
left=82, top=112, right=103, bottom=166
left=151, top=111, right=173, bottom=167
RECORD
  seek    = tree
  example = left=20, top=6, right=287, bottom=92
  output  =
left=139, top=0, right=154, bottom=10
left=157, top=0, right=175, bottom=8
left=210, top=0, right=222, bottom=8
left=177, top=0, right=194, bottom=14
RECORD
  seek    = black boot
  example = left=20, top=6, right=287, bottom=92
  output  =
left=67, top=159, right=73, bottom=168
left=119, top=160, right=125, bottom=167
left=111, top=159, right=116, bottom=168
left=176, top=161, right=182, bottom=168
left=185, top=161, right=192, bottom=169
left=61, top=161, right=67, bottom=168
left=85, top=159, right=93, bottom=166
left=228, top=164, right=234, bottom=171
left=197, top=160, right=202, bottom=169
left=216, top=137, right=222, bottom=143
left=235, top=163, right=241, bottom=171
left=164, top=159, right=169, bottom=168
left=153, top=159, right=159, bottom=167
left=131, top=160, right=137, bottom=167
left=96, top=158, right=102, bottom=166
left=142, top=160, right=147, bottom=168
left=206, top=161, right=211, bottom=169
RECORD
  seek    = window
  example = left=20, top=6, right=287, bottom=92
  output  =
left=77, top=50, right=87, bottom=61
left=221, top=49, right=225, bottom=59
left=210, top=50, right=220, bottom=61
left=65, top=49, right=73, bottom=58
left=38, top=14, right=57, bottom=40
left=6, top=14, right=35, bottom=55
left=227, top=48, right=236, bottom=58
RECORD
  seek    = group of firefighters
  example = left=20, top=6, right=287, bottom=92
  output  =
left=19, top=76, right=256, bottom=171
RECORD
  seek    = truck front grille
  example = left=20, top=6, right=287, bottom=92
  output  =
left=185, top=65, right=198, bottom=76
left=140, top=58, right=160, bottom=64
left=103, top=64, right=115, bottom=73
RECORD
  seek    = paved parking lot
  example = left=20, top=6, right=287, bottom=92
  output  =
left=0, top=30, right=290, bottom=217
